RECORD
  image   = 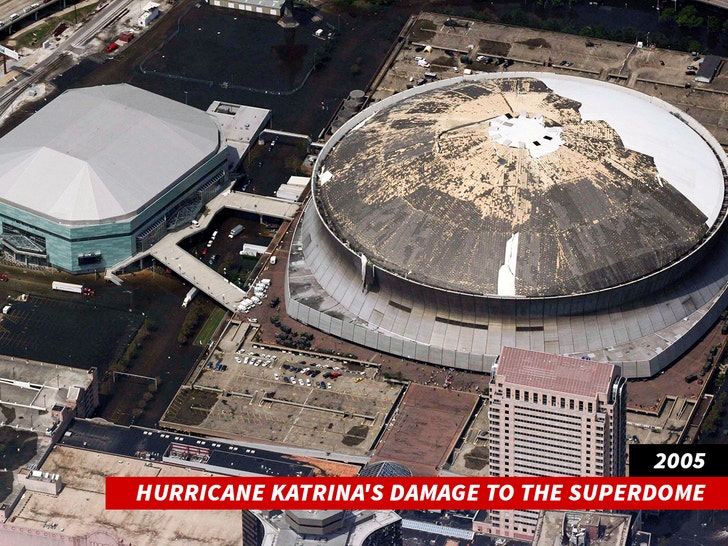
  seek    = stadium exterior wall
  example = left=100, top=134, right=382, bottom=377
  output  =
left=286, top=200, right=728, bottom=377
left=0, top=149, right=228, bottom=273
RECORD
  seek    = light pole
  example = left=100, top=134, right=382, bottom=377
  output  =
left=184, top=91, right=188, bottom=105
left=124, top=290, right=133, bottom=312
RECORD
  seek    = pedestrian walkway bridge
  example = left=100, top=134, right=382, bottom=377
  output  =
left=106, top=191, right=300, bottom=311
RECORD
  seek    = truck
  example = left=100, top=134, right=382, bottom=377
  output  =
left=228, top=225, right=244, bottom=238
left=52, top=281, right=83, bottom=294
left=182, top=287, right=198, bottom=308
left=240, top=243, right=269, bottom=257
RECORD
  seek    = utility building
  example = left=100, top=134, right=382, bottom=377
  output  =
left=207, top=0, right=283, bottom=16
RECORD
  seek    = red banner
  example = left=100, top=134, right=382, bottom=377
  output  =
left=106, top=476, right=728, bottom=511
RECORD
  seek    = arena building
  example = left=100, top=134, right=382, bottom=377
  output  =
left=286, top=73, right=728, bottom=378
left=0, top=84, right=230, bottom=273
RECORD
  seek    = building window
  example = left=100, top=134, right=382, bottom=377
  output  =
left=588, top=402, right=593, bottom=412
left=551, top=396, right=556, bottom=406
left=524, top=391, right=529, bottom=402
left=569, top=399, right=575, bottom=410
left=78, top=252, right=103, bottom=266
left=560, top=398, right=566, bottom=408
left=515, top=390, right=520, bottom=401
left=579, top=401, right=584, bottom=411
left=506, top=388, right=511, bottom=398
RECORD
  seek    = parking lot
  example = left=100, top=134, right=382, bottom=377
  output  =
left=178, top=209, right=280, bottom=288
left=0, top=293, right=141, bottom=369
left=162, top=323, right=404, bottom=457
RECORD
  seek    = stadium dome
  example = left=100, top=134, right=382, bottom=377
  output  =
left=358, top=461, right=413, bottom=478
left=316, top=75, right=724, bottom=297
left=287, top=73, right=728, bottom=378
left=0, top=84, right=229, bottom=273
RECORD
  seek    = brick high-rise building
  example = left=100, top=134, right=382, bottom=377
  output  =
left=483, top=347, right=627, bottom=541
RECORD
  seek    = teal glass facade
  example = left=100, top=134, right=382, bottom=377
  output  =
left=0, top=149, right=228, bottom=273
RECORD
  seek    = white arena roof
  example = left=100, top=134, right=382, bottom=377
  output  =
left=539, top=75, right=723, bottom=226
left=0, top=84, right=221, bottom=225
left=315, top=73, right=727, bottom=297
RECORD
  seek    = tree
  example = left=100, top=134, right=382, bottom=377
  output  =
left=688, top=39, right=703, bottom=54
left=658, top=6, right=675, bottom=24
left=675, top=5, right=703, bottom=29
left=707, top=15, right=721, bottom=34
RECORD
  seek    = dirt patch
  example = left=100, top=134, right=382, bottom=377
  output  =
left=463, top=445, right=489, bottom=470
left=162, top=387, right=219, bottom=427
left=431, top=55, right=456, bottom=67
left=341, top=424, right=369, bottom=447
left=409, top=18, right=436, bottom=43
left=53, top=23, right=68, bottom=38
left=517, top=37, right=551, bottom=49
left=477, top=38, right=511, bottom=57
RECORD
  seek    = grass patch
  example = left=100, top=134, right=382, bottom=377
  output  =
left=463, top=446, right=489, bottom=470
left=59, top=3, right=98, bottom=24
left=13, top=3, right=98, bottom=49
left=195, top=306, right=227, bottom=346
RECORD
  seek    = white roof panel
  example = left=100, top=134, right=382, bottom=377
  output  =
left=0, top=84, right=221, bottom=224
left=540, top=75, right=725, bottom=226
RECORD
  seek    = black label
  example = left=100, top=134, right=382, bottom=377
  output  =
left=630, top=444, right=728, bottom=477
